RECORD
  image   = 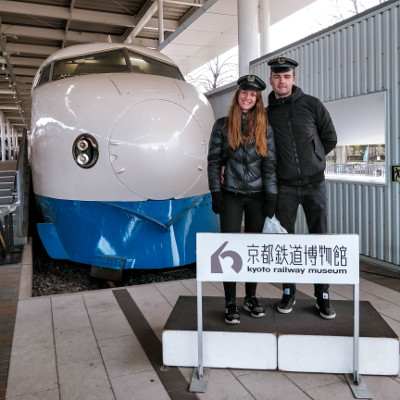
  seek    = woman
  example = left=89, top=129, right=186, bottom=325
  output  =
left=207, top=74, right=278, bottom=324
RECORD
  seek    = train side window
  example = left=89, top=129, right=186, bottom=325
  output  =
left=52, top=50, right=129, bottom=81
left=126, top=50, right=184, bottom=80
left=36, top=64, right=52, bottom=87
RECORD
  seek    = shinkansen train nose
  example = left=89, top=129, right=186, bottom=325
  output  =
left=109, top=99, right=207, bottom=200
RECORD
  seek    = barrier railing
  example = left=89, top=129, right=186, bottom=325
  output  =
left=326, top=162, right=385, bottom=179
left=15, top=129, right=28, bottom=237
left=0, top=202, right=19, bottom=262
left=0, top=129, right=28, bottom=264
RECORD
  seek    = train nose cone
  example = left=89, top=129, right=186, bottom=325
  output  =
left=109, top=99, right=207, bottom=200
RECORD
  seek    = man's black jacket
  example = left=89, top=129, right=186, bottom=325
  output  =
left=267, top=85, right=337, bottom=186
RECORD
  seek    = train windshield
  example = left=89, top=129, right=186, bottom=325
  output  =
left=36, top=48, right=184, bottom=87
left=52, top=50, right=129, bottom=81
left=126, top=50, right=184, bottom=80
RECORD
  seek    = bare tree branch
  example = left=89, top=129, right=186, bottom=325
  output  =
left=314, top=0, right=387, bottom=28
left=186, top=54, right=238, bottom=92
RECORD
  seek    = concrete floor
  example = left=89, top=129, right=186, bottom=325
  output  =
left=2, top=242, right=400, bottom=400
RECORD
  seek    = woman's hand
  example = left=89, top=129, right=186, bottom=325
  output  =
left=263, top=194, right=277, bottom=218
left=211, top=191, right=224, bottom=214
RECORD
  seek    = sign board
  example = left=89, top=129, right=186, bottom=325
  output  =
left=392, top=165, right=400, bottom=182
left=197, top=233, right=359, bottom=284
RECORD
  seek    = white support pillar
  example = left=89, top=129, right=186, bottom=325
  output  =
left=6, top=120, right=11, bottom=160
left=11, top=126, right=15, bottom=160
left=0, top=112, right=5, bottom=161
left=12, top=126, right=19, bottom=159
left=237, top=0, right=259, bottom=76
left=336, top=146, right=347, bottom=164
left=259, top=0, right=271, bottom=56
left=158, top=0, right=164, bottom=44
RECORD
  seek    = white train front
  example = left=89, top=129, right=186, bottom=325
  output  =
left=31, top=42, right=219, bottom=279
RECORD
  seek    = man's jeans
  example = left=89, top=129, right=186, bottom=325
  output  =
left=276, top=181, right=329, bottom=297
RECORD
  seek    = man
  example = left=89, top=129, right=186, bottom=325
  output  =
left=267, top=57, right=338, bottom=319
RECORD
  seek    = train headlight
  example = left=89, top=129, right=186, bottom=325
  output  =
left=73, top=134, right=99, bottom=168
left=77, top=153, right=90, bottom=166
left=77, top=139, right=89, bottom=151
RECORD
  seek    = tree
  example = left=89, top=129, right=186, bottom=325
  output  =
left=330, top=0, right=387, bottom=22
left=186, top=55, right=238, bottom=93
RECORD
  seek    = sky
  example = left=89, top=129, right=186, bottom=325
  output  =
left=270, top=0, right=385, bottom=50
left=186, top=0, right=386, bottom=91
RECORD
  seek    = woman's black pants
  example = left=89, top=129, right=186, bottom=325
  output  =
left=219, top=191, right=264, bottom=304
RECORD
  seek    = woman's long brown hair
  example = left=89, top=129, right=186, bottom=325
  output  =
left=224, top=89, right=268, bottom=156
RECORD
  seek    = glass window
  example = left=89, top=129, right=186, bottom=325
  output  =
left=36, top=64, right=52, bottom=87
left=324, top=92, right=386, bottom=183
left=52, top=49, right=129, bottom=81
left=326, top=145, right=386, bottom=181
left=126, top=50, right=184, bottom=80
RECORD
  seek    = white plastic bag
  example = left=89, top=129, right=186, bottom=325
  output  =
left=262, top=216, right=288, bottom=234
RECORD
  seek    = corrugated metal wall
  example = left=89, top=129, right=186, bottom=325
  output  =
left=250, top=0, right=400, bottom=268
left=207, top=82, right=237, bottom=120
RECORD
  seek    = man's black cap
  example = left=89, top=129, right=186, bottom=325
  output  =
left=268, top=57, right=298, bottom=72
left=237, top=75, right=266, bottom=91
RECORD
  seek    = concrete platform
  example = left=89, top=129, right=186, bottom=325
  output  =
left=2, top=241, right=400, bottom=399
left=275, top=299, right=399, bottom=375
left=163, top=296, right=399, bottom=375
left=163, top=296, right=277, bottom=369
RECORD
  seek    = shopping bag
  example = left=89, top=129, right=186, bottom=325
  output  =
left=262, top=216, right=288, bottom=234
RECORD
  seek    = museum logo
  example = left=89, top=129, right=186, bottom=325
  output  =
left=211, top=241, right=243, bottom=274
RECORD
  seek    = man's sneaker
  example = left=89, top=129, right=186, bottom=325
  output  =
left=244, top=296, right=265, bottom=318
left=316, top=292, right=336, bottom=319
left=277, top=288, right=296, bottom=313
left=225, top=302, right=240, bottom=324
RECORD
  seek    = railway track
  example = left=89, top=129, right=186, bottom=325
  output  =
left=32, top=255, right=196, bottom=297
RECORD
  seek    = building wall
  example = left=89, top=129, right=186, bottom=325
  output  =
left=208, top=0, right=400, bottom=269
left=206, top=82, right=237, bottom=120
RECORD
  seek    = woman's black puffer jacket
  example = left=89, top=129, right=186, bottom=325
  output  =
left=207, top=116, right=278, bottom=196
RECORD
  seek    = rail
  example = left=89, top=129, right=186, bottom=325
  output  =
left=325, top=162, right=385, bottom=179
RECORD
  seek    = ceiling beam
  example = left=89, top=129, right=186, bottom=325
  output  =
left=164, top=0, right=204, bottom=6
left=125, top=0, right=161, bottom=42
left=0, top=105, right=19, bottom=110
left=6, top=43, right=59, bottom=56
left=0, top=18, right=27, bottom=127
left=1, top=24, right=120, bottom=42
left=0, top=0, right=177, bottom=30
left=1, top=24, right=159, bottom=48
left=12, top=67, right=37, bottom=76
left=10, top=56, right=44, bottom=67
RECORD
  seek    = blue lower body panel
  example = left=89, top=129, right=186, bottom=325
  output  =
left=36, top=194, right=220, bottom=270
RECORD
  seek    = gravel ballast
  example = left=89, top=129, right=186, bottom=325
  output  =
left=32, top=255, right=196, bottom=297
